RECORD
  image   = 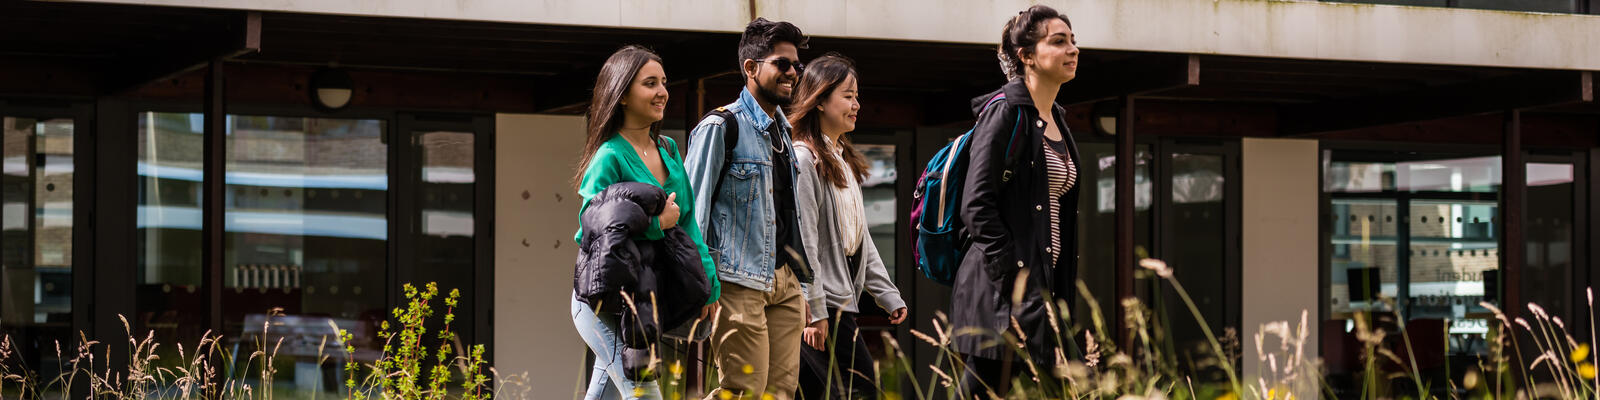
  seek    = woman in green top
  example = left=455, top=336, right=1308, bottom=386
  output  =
left=570, top=45, right=719, bottom=400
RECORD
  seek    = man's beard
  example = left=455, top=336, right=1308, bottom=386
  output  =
left=756, top=80, right=793, bottom=107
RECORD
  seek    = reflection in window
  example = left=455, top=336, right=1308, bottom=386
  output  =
left=138, top=112, right=390, bottom=394
left=1076, top=143, right=1153, bottom=332
left=1093, top=150, right=1154, bottom=213
left=2, top=116, right=74, bottom=390
left=1525, top=163, right=1574, bottom=329
left=1316, top=150, right=1581, bottom=396
left=1325, top=156, right=1505, bottom=193
left=1165, top=153, right=1230, bottom=381
left=856, top=143, right=897, bottom=277
left=136, top=111, right=211, bottom=374
left=411, top=129, right=477, bottom=374
left=227, top=115, right=389, bottom=393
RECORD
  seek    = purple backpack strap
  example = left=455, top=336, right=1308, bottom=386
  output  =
left=982, top=93, right=1007, bottom=113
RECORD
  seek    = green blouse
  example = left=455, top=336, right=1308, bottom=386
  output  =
left=574, top=134, right=719, bottom=304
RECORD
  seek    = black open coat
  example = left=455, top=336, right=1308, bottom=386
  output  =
left=574, top=181, right=711, bottom=347
left=950, top=79, right=1083, bottom=362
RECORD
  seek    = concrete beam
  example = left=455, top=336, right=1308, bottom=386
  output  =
left=54, top=0, right=1600, bottom=71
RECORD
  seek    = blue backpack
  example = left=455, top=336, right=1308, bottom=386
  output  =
left=910, top=94, right=1023, bottom=286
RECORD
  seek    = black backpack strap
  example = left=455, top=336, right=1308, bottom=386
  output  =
left=701, top=107, right=740, bottom=202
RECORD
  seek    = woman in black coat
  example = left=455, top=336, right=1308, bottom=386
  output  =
left=950, top=5, right=1083, bottom=397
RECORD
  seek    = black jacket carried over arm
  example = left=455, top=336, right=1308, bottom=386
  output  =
left=574, top=182, right=712, bottom=348
left=950, top=79, right=1083, bottom=362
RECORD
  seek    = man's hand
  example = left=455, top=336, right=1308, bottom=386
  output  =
left=803, top=319, right=829, bottom=350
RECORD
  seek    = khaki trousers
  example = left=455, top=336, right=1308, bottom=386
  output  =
left=707, top=266, right=806, bottom=400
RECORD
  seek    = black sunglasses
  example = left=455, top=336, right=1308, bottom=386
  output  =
left=754, top=58, right=804, bottom=74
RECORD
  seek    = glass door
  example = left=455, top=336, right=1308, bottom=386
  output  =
left=0, top=103, right=87, bottom=395
left=395, top=114, right=494, bottom=365
left=1155, top=141, right=1239, bottom=382
left=843, top=129, right=911, bottom=355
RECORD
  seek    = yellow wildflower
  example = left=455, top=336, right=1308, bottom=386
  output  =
left=718, top=390, right=735, bottom=400
left=1574, top=343, right=1591, bottom=363
left=742, top=364, right=755, bottom=374
left=1581, top=363, right=1597, bottom=379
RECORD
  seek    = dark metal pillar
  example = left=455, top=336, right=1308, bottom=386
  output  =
left=1501, top=110, right=1524, bottom=319
left=201, top=59, right=226, bottom=334
left=1115, top=97, right=1136, bottom=347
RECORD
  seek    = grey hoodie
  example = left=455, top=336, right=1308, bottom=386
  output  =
left=794, top=142, right=908, bottom=323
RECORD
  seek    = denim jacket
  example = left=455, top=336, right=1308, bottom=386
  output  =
left=685, top=88, right=815, bottom=293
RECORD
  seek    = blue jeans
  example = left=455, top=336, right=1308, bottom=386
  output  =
left=572, top=294, right=662, bottom=400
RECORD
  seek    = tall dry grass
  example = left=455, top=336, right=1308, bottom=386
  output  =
left=3, top=268, right=1597, bottom=399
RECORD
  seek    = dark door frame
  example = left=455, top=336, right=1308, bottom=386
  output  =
left=393, top=112, right=497, bottom=363
left=97, top=101, right=499, bottom=380
left=1153, top=138, right=1244, bottom=372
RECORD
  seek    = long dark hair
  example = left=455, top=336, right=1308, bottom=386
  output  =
left=573, top=45, right=664, bottom=190
left=998, top=5, right=1073, bottom=81
left=787, top=54, right=867, bottom=189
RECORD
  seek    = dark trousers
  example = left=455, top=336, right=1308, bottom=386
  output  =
left=958, top=354, right=1017, bottom=399
left=797, top=309, right=877, bottom=400
left=958, top=353, right=1069, bottom=399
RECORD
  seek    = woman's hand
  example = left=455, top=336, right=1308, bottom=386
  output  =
left=660, top=192, right=681, bottom=230
left=889, top=307, right=909, bottom=325
left=699, top=301, right=720, bottom=322
left=803, top=319, right=829, bottom=350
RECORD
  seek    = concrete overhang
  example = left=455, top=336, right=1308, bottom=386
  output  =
left=47, top=0, right=1600, bottom=70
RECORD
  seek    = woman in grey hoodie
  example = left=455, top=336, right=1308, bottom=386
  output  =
left=788, top=54, right=908, bottom=400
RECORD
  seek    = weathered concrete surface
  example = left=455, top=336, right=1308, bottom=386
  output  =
left=55, top=0, right=1600, bottom=70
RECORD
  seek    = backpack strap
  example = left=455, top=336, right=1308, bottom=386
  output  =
left=701, top=107, right=741, bottom=203
left=976, top=93, right=1026, bottom=183
left=1001, top=111, right=1024, bottom=183
left=975, top=93, right=1021, bottom=160
left=981, top=93, right=1007, bottom=113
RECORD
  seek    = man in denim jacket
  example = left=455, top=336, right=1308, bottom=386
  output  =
left=684, top=17, right=816, bottom=400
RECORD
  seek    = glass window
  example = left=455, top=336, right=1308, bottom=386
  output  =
left=847, top=140, right=899, bottom=358
left=137, top=112, right=206, bottom=350
left=2, top=116, right=74, bottom=391
left=138, top=112, right=390, bottom=394
left=225, top=115, right=388, bottom=392
left=410, top=129, right=478, bottom=369
left=857, top=143, right=897, bottom=282
left=1075, top=143, right=1153, bottom=330
left=1328, top=198, right=1403, bottom=313
left=1317, top=150, right=1574, bottom=396
left=1406, top=199, right=1496, bottom=336
left=1164, top=152, right=1229, bottom=380
left=1524, top=162, right=1574, bottom=326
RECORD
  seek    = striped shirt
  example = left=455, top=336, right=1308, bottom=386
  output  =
left=1043, top=136, right=1078, bottom=266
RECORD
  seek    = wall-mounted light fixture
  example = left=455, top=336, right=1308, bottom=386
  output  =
left=310, top=67, right=354, bottom=112
left=1092, top=100, right=1119, bottom=137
